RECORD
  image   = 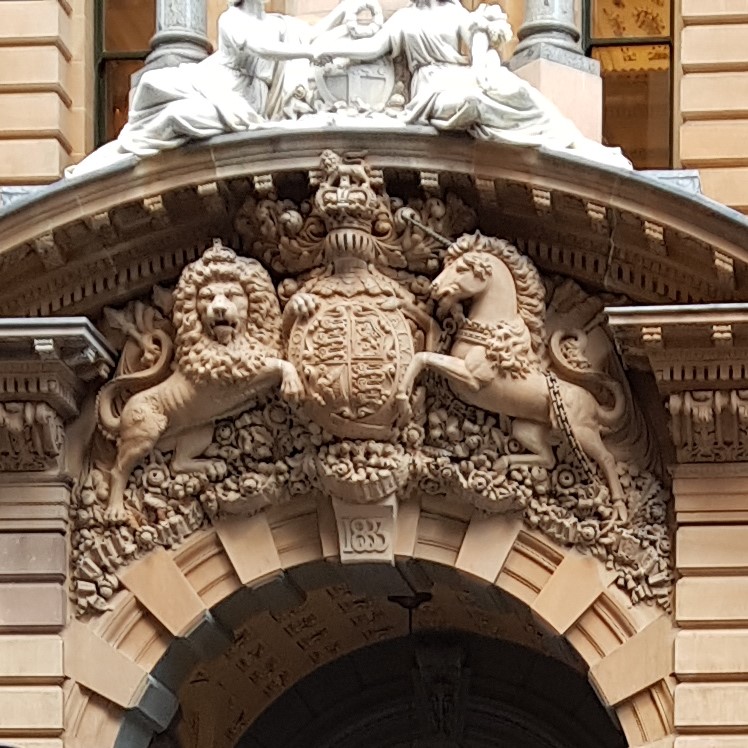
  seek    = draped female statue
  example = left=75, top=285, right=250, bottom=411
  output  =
left=67, top=0, right=338, bottom=176
left=67, top=0, right=633, bottom=176
left=312, top=0, right=632, bottom=168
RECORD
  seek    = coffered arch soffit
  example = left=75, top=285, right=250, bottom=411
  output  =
left=0, top=128, right=747, bottom=318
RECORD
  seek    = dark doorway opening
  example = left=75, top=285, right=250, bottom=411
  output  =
left=237, top=631, right=626, bottom=748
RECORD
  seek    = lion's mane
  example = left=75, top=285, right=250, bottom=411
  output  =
left=172, top=244, right=282, bottom=384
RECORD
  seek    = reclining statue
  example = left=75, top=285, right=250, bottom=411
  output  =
left=67, top=0, right=631, bottom=176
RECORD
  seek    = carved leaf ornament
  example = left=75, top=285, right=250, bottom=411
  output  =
left=71, top=152, right=672, bottom=616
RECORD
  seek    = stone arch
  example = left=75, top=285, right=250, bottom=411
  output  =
left=63, top=496, right=675, bottom=748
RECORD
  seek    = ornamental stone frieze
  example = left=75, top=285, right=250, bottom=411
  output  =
left=0, top=320, right=113, bottom=473
left=609, top=305, right=748, bottom=465
left=70, top=150, right=673, bottom=617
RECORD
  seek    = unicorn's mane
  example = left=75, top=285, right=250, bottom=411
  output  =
left=445, top=232, right=547, bottom=360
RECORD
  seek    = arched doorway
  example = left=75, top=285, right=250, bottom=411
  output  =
left=62, top=515, right=673, bottom=748
left=237, top=631, right=625, bottom=748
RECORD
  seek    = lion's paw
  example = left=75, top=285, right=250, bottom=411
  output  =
left=289, top=293, right=318, bottom=320
left=105, top=502, right=130, bottom=525
left=281, top=370, right=305, bottom=404
left=205, top=460, right=227, bottom=482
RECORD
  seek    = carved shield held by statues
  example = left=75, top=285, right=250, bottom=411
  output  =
left=314, top=59, right=395, bottom=111
left=288, top=292, right=414, bottom=439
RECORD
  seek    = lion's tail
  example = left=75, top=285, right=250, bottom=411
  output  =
left=97, top=329, right=174, bottom=440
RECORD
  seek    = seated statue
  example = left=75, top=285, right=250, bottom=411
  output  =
left=67, top=0, right=341, bottom=176
left=312, top=0, right=632, bottom=168
left=67, top=0, right=632, bottom=176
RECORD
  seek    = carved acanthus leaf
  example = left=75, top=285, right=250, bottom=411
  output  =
left=0, top=402, right=64, bottom=472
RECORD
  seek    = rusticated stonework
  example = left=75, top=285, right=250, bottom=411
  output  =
left=71, top=151, right=672, bottom=615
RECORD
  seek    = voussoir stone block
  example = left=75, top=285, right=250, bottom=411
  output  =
left=215, top=514, right=281, bottom=586
left=590, top=615, right=675, bottom=706
left=118, top=547, right=206, bottom=637
left=455, top=514, right=522, bottom=583
left=64, top=619, right=149, bottom=709
left=531, top=551, right=616, bottom=635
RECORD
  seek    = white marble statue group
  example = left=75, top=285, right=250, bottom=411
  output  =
left=68, top=0, right=631, bottom=176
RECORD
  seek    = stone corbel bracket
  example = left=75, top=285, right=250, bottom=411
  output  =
left=607, top=304, right=748, bottom=464
left=0, top=318, right=115, bottom=471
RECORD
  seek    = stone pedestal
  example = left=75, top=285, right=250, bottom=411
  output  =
left=509, top=0, right=603, bottom=142
left=513, top=55, right=602, bottom=142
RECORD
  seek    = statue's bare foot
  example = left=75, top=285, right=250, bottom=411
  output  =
left=613, top=499, right=628, bottom=523
left=494, top=455, right=510, bottom=471
left=395, top=392, right=413, bottom=424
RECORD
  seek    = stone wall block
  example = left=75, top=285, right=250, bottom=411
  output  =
left=677, top=525, right=748, bottom=574
left=677, top=577, right=748, bottom=627
left=675, top=739, right=748, bottom=747
left=0, top=582, right=65, bottom=630
left=675, top=683, right=748, bottom=730
left=676, top=629, right=748, bottom=680
left=0, top=685, right=63, bottom=731
left=0, top=532, right=66, bottom=582
left=0, top=635, right=63, bottom=682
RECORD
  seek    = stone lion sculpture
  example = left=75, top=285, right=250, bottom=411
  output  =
left=96, top=241, right=303, bottom=522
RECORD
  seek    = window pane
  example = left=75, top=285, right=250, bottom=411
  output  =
left=104, top=59, right=144, bottom=140
left=104, top=0, right=155, bottom=52
left=591, top=0, right=670, bottom=40
left=592, top=44, right=671, bottom=169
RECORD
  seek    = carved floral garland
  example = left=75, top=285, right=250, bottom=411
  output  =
left=71, top=387, right=672, bottom=615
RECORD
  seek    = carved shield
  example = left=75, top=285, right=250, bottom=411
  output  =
left=314, top=59, right=396, bottom=111
left=288, top=293, right=414, bottom=439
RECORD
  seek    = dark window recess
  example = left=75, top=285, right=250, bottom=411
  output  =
left=585, top=0, right=673, bottom=169
left=95, top=0, right=155, bottom=145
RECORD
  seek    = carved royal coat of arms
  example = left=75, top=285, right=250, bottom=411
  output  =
left=71, top=150, right=673, bottom=617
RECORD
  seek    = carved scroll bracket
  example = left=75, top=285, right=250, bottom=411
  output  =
left=608, top=304, right=748, bottom=464
left=0, top=319, right=115, bottom=472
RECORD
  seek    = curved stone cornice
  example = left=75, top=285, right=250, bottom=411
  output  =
left=0, top=127, right=746, bottom=317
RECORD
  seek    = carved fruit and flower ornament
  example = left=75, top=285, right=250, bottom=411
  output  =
left=71, top=152, right=672, bottom=616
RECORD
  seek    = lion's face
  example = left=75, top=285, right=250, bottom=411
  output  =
left=197, top=281, right=248, bottom=346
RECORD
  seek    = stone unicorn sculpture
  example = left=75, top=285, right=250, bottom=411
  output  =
left=398, top=233, right=628, bottom=508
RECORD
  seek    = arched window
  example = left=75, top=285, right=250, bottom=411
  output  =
left=95, top=0, right=156, bottom=145
left=585, top=0, right=673, bottom=169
